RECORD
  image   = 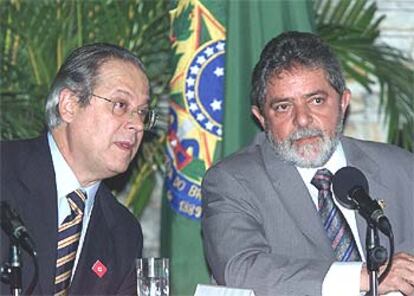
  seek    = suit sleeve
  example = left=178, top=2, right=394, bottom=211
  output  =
left=201, top=166, right=332, bottom=296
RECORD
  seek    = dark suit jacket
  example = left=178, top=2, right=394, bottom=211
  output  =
left=1, top=134, right=143, bottom=295
left=201, top=132, right=414, bottom=296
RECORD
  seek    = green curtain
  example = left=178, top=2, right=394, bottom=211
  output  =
left=162, top=1, right=314, bottom=295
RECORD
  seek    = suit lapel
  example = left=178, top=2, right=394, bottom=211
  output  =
left=19, top=134, right=58, bottom=294
left=70, top=186, right=115, bottom=294
left=260, top=138, right=334, bottom=258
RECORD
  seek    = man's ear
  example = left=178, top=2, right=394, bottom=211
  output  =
left=251, top=105, right=266, bottom=130
left=341, top=88, right=351, bottom=113
left=58, top=89, right=79, bottom=123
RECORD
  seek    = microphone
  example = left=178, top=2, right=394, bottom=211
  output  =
left=1, top=201, right=36, bottom=256
left=332, top=166, right=392, bottom=237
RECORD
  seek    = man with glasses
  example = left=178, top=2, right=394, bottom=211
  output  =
left=1, top=43, right=156, bottom=295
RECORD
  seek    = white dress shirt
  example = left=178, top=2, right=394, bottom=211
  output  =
left=48, top=132, right=100, bottom=277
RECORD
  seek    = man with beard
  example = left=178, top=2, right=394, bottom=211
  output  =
left=201, top=32, right=414, bottom=296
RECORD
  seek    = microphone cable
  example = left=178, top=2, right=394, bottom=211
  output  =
left=379, top=230, right=394, bottom=284
left=24, top=251, right=39, bottom=296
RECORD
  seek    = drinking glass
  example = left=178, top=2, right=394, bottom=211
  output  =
left=137, top=257, right=169, bottom=296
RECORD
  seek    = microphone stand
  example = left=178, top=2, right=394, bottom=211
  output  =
left=1, top=239, right=23, bottom=296
left=365, top=224, right=387, bottom=296
left=1, top=201, right=39, bottom=295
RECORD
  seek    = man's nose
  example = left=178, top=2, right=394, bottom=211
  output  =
left=293, top=104, right=313, bottom=128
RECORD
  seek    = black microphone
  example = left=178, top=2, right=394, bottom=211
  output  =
left=332, top=166, right=392, bottom=237
left=1, top=201, right=36, bottom=256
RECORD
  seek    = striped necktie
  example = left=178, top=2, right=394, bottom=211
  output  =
left=311, top=168, right=361, bottom=262
left=54, top=189, right=86, bottom=295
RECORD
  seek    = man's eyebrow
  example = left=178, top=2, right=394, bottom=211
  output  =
left=136, top=101, right=150, bottom=108
left=267, top=96, right=293, bottom=104
left=303, top=90, right=328, bottom=98
left=112, top=89, right=133, bottom=97
left=112, top=89, right=151, bottom=105
left=266, top=89, right=329, bottom=104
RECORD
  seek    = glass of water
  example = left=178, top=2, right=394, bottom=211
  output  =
left=137, top=257, right=169, bottom=296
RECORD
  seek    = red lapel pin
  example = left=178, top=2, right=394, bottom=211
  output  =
left=92, top=260, right=107, bottom=278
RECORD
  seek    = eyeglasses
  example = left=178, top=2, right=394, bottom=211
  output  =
left=92, top=94, right=157, bottom=130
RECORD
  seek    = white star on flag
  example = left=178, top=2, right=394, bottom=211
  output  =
left=204, top=47, right=214, bottom=57
left=186, top=77, right=195, bottom=87
left=196, top=56, right=207, bottom=65
left=216, top=42, right=225, bottom=51
left=210, top=99, right=222, bottom=111
left=205, top=122, right=214, bottom=130
left=217, top=128, right=222, bottom=136
left=186, top=90, right=195, bottom=99
left=189, top=103, right=198, bottom=112
left=190, top=65, right=200, bottom=75
left=196, top=113, right=206, bottom=121
left=213, top=67, right=224, bottom=77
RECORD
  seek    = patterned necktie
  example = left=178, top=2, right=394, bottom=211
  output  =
left=311, top=168, right=361, bottom=262
left=54, top=189, right=86, bottom=296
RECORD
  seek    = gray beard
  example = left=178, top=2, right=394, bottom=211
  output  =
left=266, top=114, right=344, bottom=168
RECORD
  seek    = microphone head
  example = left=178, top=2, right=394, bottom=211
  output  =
left=332, top=166, right=369, bottom=209
left=1, top=201, right=36, bottom=256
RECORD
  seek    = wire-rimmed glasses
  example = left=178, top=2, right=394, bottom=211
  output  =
left=92, top=94, right=157, bottom=130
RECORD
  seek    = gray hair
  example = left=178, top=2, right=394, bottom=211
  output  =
left=251, top=31, right=346, bottom=111
left=45, top=43, right=146, bottom=129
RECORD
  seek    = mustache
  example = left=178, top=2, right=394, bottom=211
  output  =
left=288, top=128, right=324, bottom=142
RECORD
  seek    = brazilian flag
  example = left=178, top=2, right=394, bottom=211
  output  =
left=162, top=1, right=313, bottom=295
